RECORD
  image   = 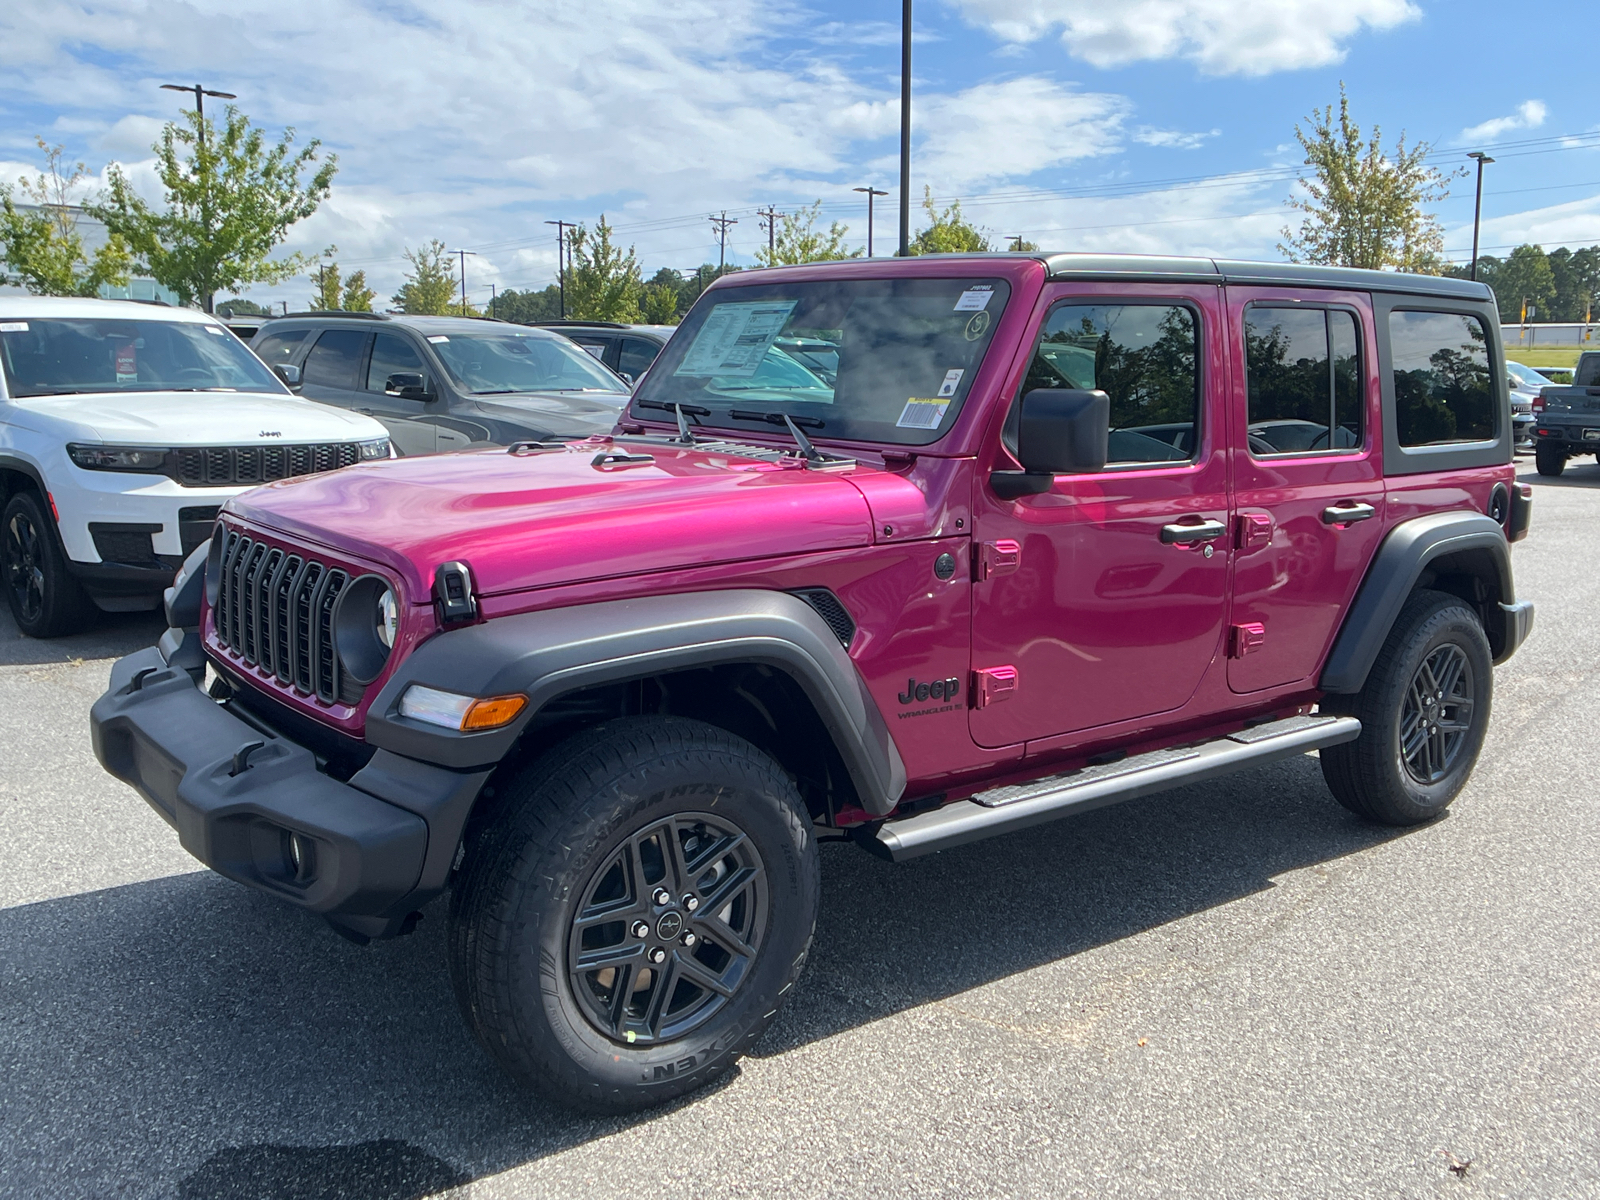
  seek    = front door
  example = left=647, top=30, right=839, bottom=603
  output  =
left=360, top=331, right=445, bottom=456
left=970, top=284, right=1233, bottom=749
left=1225, top=287, right=1386, bottom=692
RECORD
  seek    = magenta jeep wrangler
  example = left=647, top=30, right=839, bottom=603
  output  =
left=92, top=254, right=1534, bottom=1111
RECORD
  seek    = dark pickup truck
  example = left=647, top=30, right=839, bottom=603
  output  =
left=1533, top=351, right=1600, bottom=475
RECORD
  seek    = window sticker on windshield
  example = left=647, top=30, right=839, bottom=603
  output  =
left=937, top=368, right=965, bottom=398
left=0, top=322, right=27, bottom=332
left=427, top=335, right=449, bottom=343
left=953, top=286, right=994, bottom=312
left=674, top=300, right=798, bottom=377
left=203, top=324, right=226, bottom=335
left=896, top=397, right=951, bottom=430
left=115, top=342, right=137, bottom=384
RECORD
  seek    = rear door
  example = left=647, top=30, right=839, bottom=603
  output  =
left=969, top=283, right=1233, bottom=748
left=1225, top=287, right=1385, bottom=693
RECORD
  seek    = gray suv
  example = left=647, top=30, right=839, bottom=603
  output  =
left=250, top=313, right=631, bottom=456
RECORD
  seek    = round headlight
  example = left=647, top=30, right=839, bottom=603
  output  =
left=377, top=588, right=397, bottom=648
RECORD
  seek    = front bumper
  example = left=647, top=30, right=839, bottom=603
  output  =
left=91, top=646, right=489, bottom=939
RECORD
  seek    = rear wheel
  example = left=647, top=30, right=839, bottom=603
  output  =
left=2, top=492, right=94, bottom=638
left=1321, top=590, right=1493, bottom=825
left=1534, top=442, right=1566, bottom=476
left=448, top=716, right=820, bottom=1112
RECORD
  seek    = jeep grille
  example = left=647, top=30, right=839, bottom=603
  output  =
left=213, top=529, right=358, bottom=705
left=176, top=443, right=360, bottom=487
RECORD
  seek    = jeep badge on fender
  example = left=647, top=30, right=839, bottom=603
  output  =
left=91, top=252, right=1532, bottom=1116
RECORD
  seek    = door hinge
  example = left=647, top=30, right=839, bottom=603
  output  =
left=976, top=539, right=1021, bottom=580
left=973, top=665, right=1018, bottom=707
left=1229, top=622, right=1266, bottom=658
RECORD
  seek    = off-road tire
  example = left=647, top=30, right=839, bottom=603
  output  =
left=448, top=716, right=820, bottom=1113
left=1320, top=589, right=1492, bottom=826
left=1534, top=442, right=1566, bottom=476
left=2, top=491, right=94, bottom=638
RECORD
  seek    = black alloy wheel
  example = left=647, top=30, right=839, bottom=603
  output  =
left=4, top=506, right=46, bottom=626
left=567, top=811, right=768, bottom=1046
left=1399, top=644, right=1474, bottom=785
left=1, top=492, right=93, bottom=638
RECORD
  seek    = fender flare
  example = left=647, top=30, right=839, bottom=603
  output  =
left=1320, top=511, right=1523, bottom=694
left=364, top=589, right=908, bottom=815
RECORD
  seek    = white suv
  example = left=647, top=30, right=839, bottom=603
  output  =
left=0, top=297, right=390, bottom=637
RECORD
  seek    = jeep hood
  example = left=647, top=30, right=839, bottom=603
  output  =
left=12, top=390, right=384, bottom=444
left=225, top=442, right=877, bottom=599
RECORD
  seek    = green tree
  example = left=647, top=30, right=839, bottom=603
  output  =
left=909, top=188, right=992, bottom=255
left=641, top=281, right=680, bottom=324
left=565, top=216, right=642, bottom=321
left=754, top=201, right=859, bottom=266
left=1492, top=244, right=1557, bottom=325
left=93, top=106, right=336, bottom=312
left=391, top=239, right=457, bottom=314
left=216, top=298, right=269, bottom=317
left=0, top=137, right=131, bottom=296
left=309, top=249, right=342, bottom=309
left=1548, top=245, right=1600, bottom=322
left=1280, top=84, right=1456, bottom=273
left=341, top=269, right=374, bottom=313
left=491, top=284, right=563, bottom=324
left=1007, top=235, right=1041, bottom=252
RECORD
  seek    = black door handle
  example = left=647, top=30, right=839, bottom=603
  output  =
left=1322, top=502, right=1376, bottom=525
left=1160, top=518, right=1227, bottom=544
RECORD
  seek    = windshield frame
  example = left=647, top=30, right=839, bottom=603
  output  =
left=423, top=327, right=629, bottom=396
left=0, top=315, right=289, bottom=400
left=628, top=273, right=1016, bottom=448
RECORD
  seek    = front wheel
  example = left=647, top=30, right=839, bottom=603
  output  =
left=1535, top=442, right=1566, bottom=476
left=2, top=492, right=94, bottom=638
left=448, top=716, right=820, bottom=1112
left=1320, top=590, right=1493, bottom=825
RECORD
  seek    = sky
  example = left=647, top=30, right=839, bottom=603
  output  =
left=3, top=0, right=1599, bottom=312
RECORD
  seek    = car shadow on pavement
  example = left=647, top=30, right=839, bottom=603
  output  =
left=0, top=604, right=166, bottom=668
left=0, top=755, right=1406, bottom=1198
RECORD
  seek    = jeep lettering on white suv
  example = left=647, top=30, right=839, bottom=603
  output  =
left=0, top=298, right=391, bottom=637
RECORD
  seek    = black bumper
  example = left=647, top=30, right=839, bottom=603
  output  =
left=91, top=646, right=489, bottom=939
left=1533, top=424, right=1600, bottom=451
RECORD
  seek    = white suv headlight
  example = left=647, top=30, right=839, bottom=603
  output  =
left=357, top=437, right=391, bottom=460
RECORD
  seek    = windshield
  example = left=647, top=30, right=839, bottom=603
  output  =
left=0, top=316, right=285, bottom=398
left=426, top=329, right=626, bottom=394
left=631, top=276, right=1012, bottom=445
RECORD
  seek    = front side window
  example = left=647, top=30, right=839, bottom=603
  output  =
left=632, top=277, right=1012, bottom=445
left=1244, top=307, right=1363, bottom=454
left=367, top=333, right=427, bottom=392
left=302, top=329, right=369, bottom=390
left=1021, top=303, right=1200, bottom=465
left=428, top=330, right=624, bottom=394
left=0, top=317, right=285, bottom=398
left=618, top=337, right=659, bottom=379
left=252, top=329, right=307, bottom=364
left=1390, top=311, right=1495, bottom=446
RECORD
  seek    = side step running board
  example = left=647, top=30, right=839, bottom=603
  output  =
left=871, top=714, right=1361, bottom=862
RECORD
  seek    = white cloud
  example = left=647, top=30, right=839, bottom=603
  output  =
left=947, top=0, right=1419, bottom=76
left=1134, top=126, right=1219, bottom=150
left=1459, top=100, right=1547, bottom=145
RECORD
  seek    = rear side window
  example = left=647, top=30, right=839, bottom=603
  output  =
left=1244, top=307, right=1363, bottom=454
left=1023, top=303, right=1200, bottom=465
left=366, top=333, right=426, bottom=391
left=302, top=329, right=369, bottom=390
left=1389, top=311, right=1495, bottom=446
left=252, top=330, right=307, bottom=363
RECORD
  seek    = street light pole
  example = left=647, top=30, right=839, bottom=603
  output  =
left=1468, top=151, right=1494, bottom=283
left=854, top=186, right=888, bottom=256
left=159, top=82, right=236, bottom=148
left=544, top=220, right=575, bottom=318
left=898, top=0, right=912, bottom=256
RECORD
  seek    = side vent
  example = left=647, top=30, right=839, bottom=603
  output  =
left=792, top=588, right=856, bottom=648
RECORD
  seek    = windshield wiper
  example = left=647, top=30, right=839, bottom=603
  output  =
left=729, top=408, right=831, bottom=462
left=634, top=398, right=711, bottom=444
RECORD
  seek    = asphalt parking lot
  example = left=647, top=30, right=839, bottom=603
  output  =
left=2, top=462, right=1598, bottom=1200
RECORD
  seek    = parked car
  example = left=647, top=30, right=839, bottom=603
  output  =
left=0, top=297, right=390, bottom=637
left=251, top=313, right=631, bottom=455
left=94, top=254, right=1533, bottom=1113
left=1530, top=349, right=1600, bottom=475
left=534, top=321, right=675, bottom=383
left=1505, top=359, right=1546, bottom=447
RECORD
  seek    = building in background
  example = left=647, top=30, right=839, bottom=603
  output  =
left=0, top=203, right=181, bottom=305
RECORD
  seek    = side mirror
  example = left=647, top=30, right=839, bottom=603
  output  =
left=271, top=362, right=301, bottom=391
left=385, top=372, right=431, bottom=401
left=992, top=388, right=1109, bottom=499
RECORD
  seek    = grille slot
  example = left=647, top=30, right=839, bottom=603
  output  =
left=213, top=531, right=353, bottom=704
left=176, top=443, right=360, bottom=487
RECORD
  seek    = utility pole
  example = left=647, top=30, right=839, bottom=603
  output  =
left=757, top=207, right=781, bottom=262
left=709, top=212, right=738, bottom=274
left=1467, top=151, right=1494, bottom=283
left=490, top=283, right=497, bottom=320
left=898, top=0, right=912, bottom=256
left=159, top=82, right=236, bottom=312
left=1009, top=235, right=1025, bottom=251
left=853, top=187, right=888, bottom=256
left=544, top=219, right=575, bottom=318
left=450, top=249, right=477, bottom=316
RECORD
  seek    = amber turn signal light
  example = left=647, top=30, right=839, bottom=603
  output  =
left=461, top=694, right=529, bottom=731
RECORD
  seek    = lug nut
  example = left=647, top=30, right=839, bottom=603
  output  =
left=683, top=895, right=700, bottom=912
left=631, top=920, right=649, bottom=938
left=649, top=947, right=667, bottom=964
left=681, top=931, right=697, bottom=947
left=652, top=888, right=671, bottom=906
